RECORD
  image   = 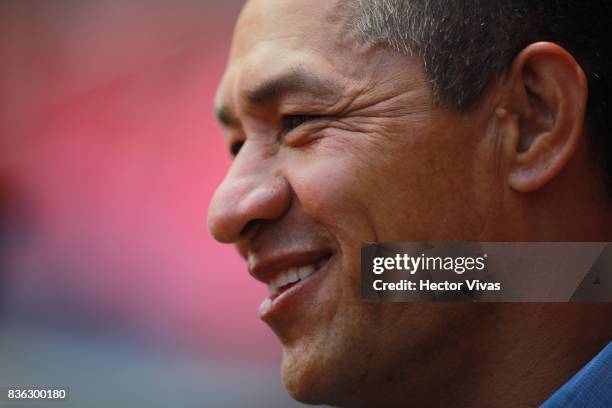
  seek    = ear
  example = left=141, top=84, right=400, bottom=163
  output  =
left=499, top=42, right=588, bottom=192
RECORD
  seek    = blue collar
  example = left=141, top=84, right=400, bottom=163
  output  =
left=542, top=341, right=612, bottom=407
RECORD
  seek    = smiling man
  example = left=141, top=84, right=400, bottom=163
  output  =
left=208, top=0, right=612, bottom=406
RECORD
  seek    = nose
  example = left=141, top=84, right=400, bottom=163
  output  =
left=207, top=150, right=291, bottom=244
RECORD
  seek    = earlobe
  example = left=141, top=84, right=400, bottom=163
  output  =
left=500, top=42, right=588, bottom=193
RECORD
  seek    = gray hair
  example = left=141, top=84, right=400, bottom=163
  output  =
left=349, top=0, right=536, bottom=109
left=349, top=0, right=612, bottom=188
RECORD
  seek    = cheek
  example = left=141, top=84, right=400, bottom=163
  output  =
left=284, top=137, right=423, bottom=243
left=283, top=147, right=377, bottom=309
left=286, top=148, right=378, bottom=248
left=284, top=115, right=487, bottom=245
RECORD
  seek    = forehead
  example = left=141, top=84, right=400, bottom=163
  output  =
left=216, top=0, right=359, bottom=104
left=231, top=0, right=350, bottom=57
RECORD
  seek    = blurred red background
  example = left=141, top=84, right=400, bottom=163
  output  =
left=0, top=1, right=300, bottom=406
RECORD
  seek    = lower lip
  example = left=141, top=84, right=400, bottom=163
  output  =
left=258, top=255, right=333, bottom=320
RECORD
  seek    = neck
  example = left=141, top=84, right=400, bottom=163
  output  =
left=354, top=304, right=612, bottom=408
left=467, top=304, right=612, bottom=407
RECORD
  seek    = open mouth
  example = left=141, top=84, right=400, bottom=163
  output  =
left=267, top=253, right=332, bottom=300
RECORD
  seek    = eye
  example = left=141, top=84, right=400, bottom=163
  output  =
left=230, top=140, right=244, bottom=156
left=282, top=114, right=322, bottom=132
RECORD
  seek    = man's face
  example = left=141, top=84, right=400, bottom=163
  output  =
left=209, top=0, right=501, bottom=404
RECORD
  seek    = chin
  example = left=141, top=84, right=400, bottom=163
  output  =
left=281, top=350, right=331, bottom=405
left=280, top=342, right=366, bottom=407
left=279, top=345, right=341, bottom=405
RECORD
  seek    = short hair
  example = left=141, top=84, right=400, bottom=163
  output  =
left=350, top=0, right=612, bottom=188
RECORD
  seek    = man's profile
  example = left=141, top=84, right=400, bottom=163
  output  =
left=208, top=0, right=612, bottom=406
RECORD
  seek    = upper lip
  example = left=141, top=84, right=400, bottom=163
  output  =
left=248, top=249, right=332, bottom=284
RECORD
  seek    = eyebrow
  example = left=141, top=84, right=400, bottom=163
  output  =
left=214, top=68, right=342, bottom=128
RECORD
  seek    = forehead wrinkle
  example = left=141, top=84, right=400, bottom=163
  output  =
left=245, top=67, right=343, bottom=108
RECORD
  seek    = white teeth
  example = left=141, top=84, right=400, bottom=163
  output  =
left=287, top=267, right=299, bottom=284
left=277, top=273, right=288, bottom=287
left=297, top=265, right=315, bottom=280
left=267, top=263, right=318, bottom=295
